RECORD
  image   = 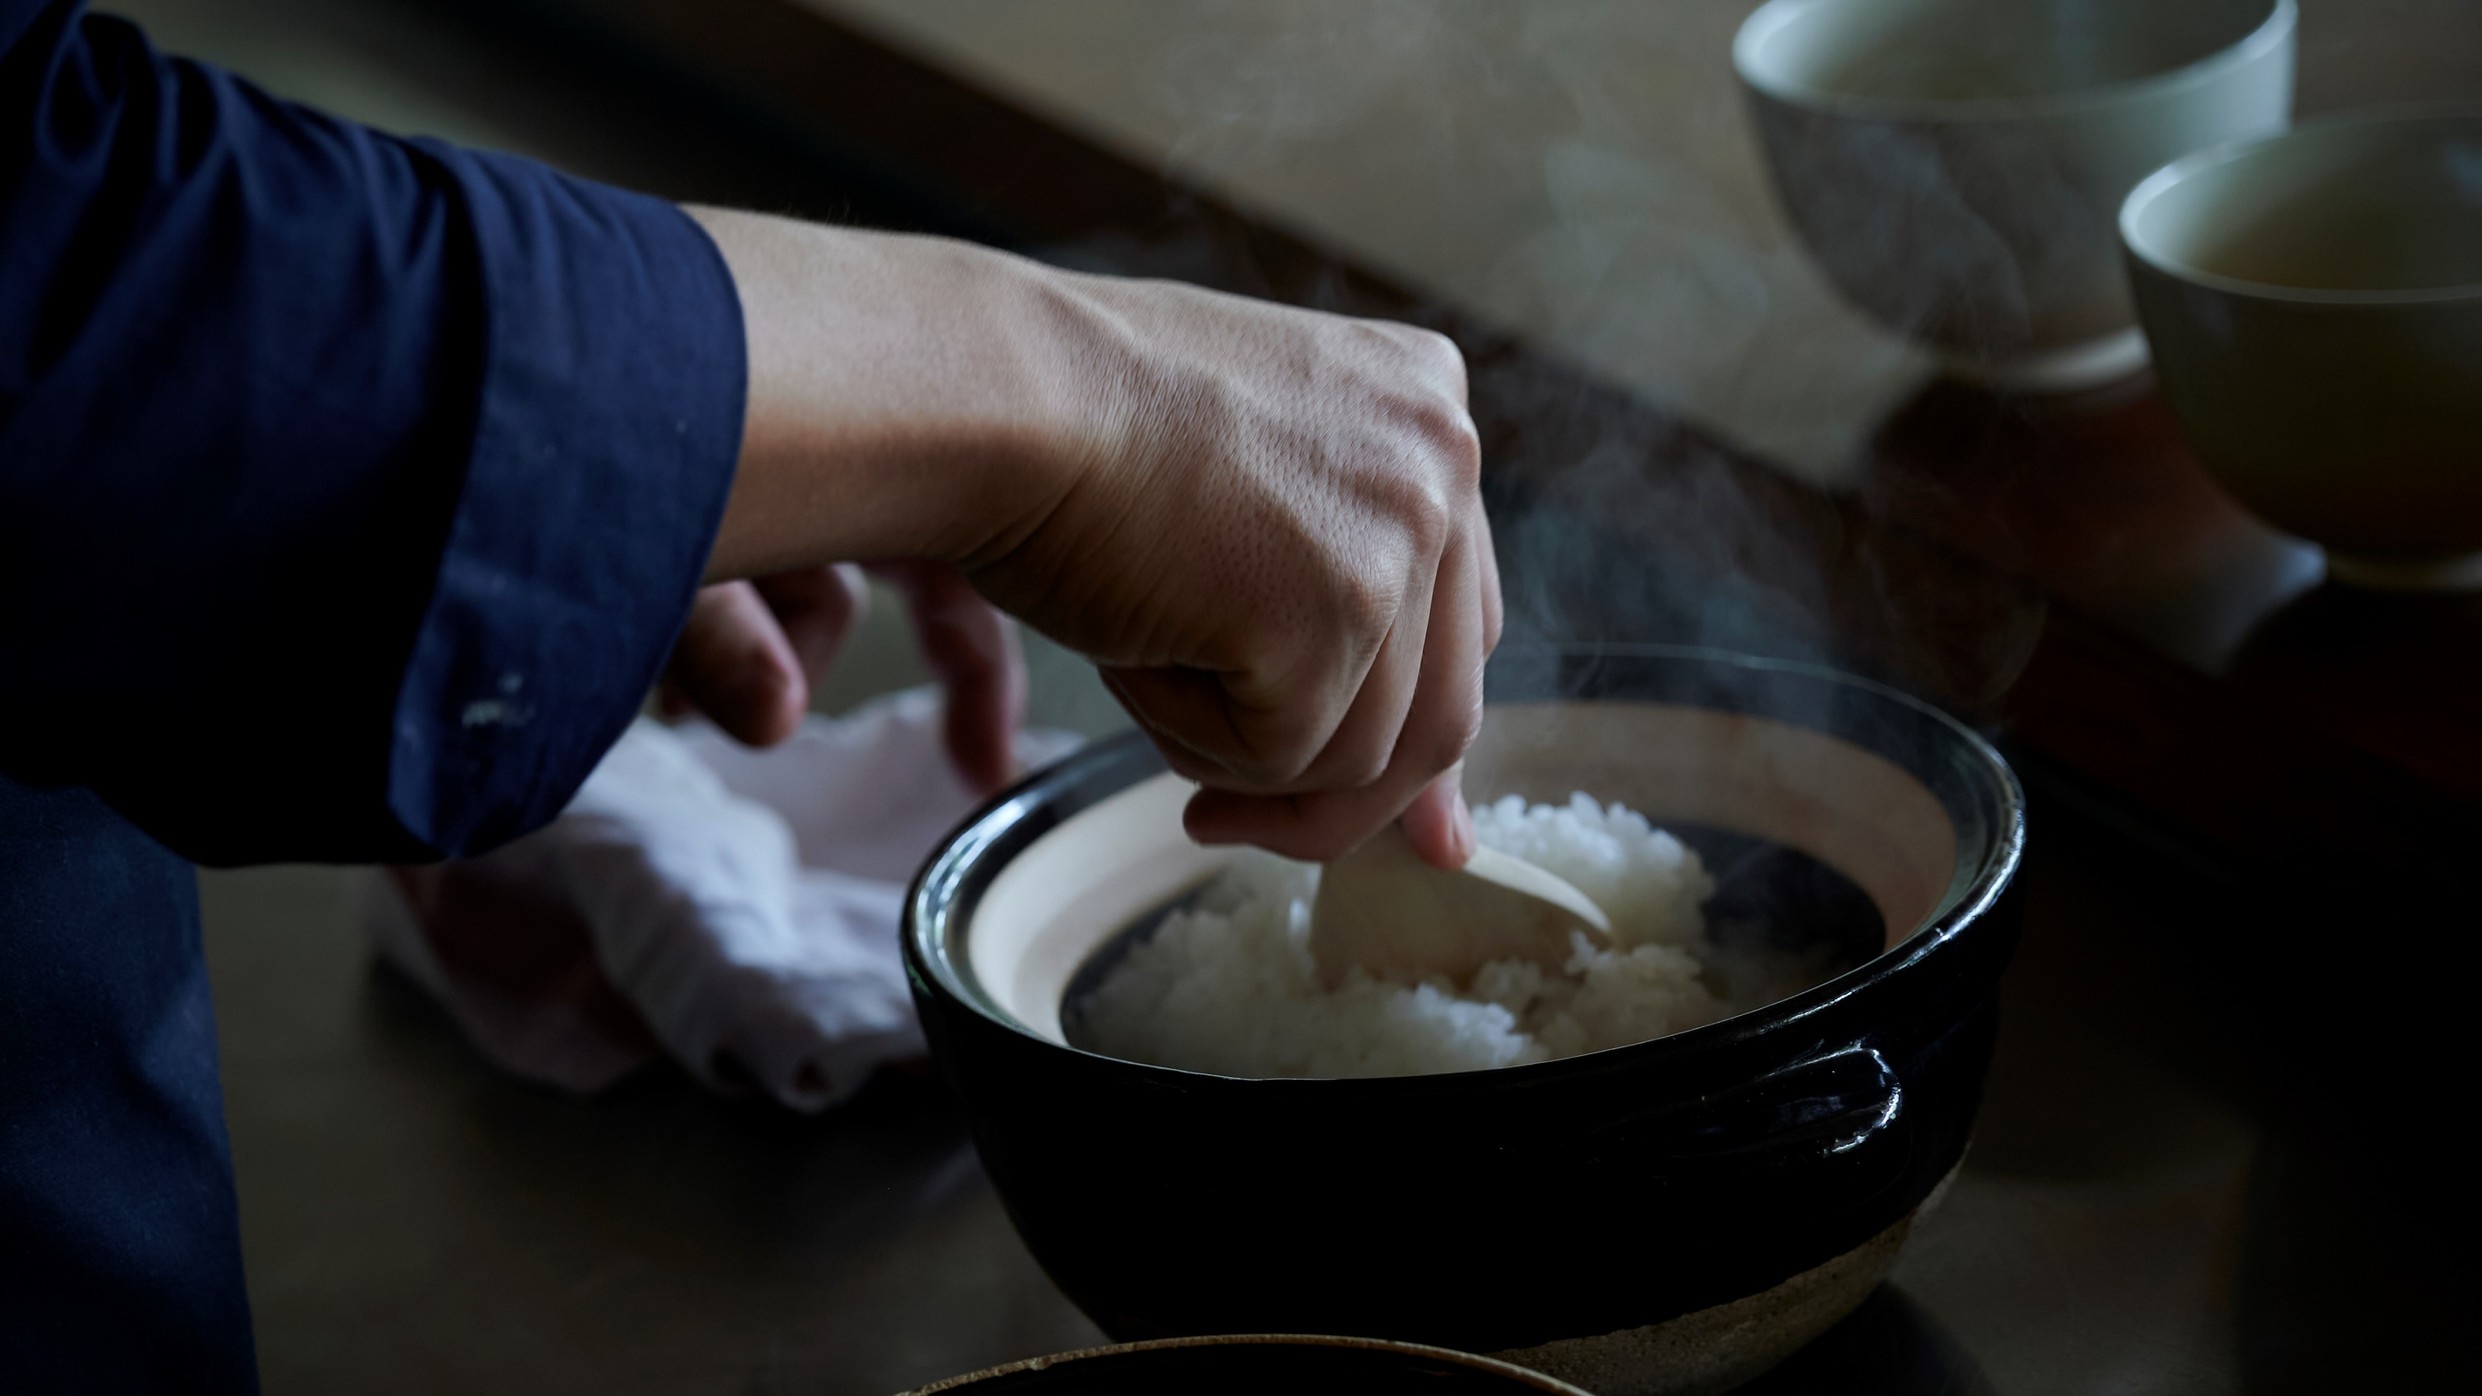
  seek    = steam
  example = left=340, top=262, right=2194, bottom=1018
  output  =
left=1142, top=0, right=1474, bottom=150
left=1109, top=0, right=1925, bottom=480
left=835, top=0, right=2046, bottom=710
left=1116, top=0, right=2032, bottom=705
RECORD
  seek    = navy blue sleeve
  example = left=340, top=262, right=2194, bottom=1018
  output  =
left=0, top=2, right=747, bottom=864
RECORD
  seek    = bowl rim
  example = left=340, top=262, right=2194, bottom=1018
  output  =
left=902, top=1332, right=1596, bottom=1394
left=906, top=645, right=2027, bottom=1088
left=2119, top=102, right=2482, bottom=306
left=1732, top=0, right=2295, bottom=124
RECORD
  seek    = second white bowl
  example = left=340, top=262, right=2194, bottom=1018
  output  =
left=2122, top=107, right=2482, bottom=590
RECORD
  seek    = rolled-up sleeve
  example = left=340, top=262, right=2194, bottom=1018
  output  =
left=0, top=2, right=746, bottom=864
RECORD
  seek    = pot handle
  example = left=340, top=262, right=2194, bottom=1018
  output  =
left=1585, top=1043, right=1904, bottom=1174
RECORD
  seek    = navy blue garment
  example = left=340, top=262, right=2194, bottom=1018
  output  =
left=0, top=2, right=748, bottom=1389
left=0, top=773, right=256, bottom=1389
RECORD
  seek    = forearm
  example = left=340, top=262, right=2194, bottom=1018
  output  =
left=690, top=208, right=1115, bottom=579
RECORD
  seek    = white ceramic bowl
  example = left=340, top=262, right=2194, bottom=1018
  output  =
left=2122, top=107, right=2482, bottom=590
left=1736, top=0, right=2295, bottom=392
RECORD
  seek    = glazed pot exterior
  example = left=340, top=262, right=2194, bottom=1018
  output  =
left=907, top=650, right=2024, bottom=1354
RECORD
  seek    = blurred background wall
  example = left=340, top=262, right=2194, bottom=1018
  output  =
left=113, top=0, right=2482, bottom=489
left=106, top=0, right=2482, bottom=713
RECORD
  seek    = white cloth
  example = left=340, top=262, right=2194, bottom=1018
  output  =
left=366, top=688, right=1080, bottom=1112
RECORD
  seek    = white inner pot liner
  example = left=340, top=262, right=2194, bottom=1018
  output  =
left=969, top=702, right=1962, bottom=1047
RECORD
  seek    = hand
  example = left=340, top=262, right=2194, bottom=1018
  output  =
left=975, top=272, right=1500, bottom=867
left=660, top=561, right=1025, bottom=796
left=688, top=211, right=1498, bottom=865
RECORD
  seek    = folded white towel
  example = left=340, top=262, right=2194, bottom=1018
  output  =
left=366, top=687, right=1081, bottom=1112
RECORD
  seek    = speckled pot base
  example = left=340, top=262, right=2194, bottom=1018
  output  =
left=1489, top=1201, right=1927, bottom=1396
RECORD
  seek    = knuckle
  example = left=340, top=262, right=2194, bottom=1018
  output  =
left=1331, top=564, right=1397, bottom=640
left=1263, top=748, right=1321, bottom=789
left=1411, top=326, right=1466, bottom=378
left=1434, top=702, right=1485, bottom=772
left=1389, top=392, right=1481, bottom=503
left=1372, top=465, right=1455, bottom=560
left=1236, top=729, right=1321, bottom=790
left=1408, top=491, right=1455, bottom=559
left=1425, top=402, right=1482, bottom=489
left=1346, top=316, right=1406, bottom=350
left=1412, top=692, right=1484, bottom=777
left=1343, top=744, right=1392, bottom=790
left=1393, top=327, right=1469, bottom=404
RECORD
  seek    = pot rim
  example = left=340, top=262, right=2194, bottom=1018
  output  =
left=902, top=1332, right=1595, bottom=1395
left=905, top=644, right=2026, bottom=1089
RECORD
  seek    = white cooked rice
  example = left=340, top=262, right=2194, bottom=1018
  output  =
left=1069, top=794, right=1729, bottom=1078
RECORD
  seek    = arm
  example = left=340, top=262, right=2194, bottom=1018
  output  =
left=0, top=2, right=744, bottom=863
left=0, top=5, right=1491, bottom=869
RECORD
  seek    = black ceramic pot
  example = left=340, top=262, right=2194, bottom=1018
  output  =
left=906, top=647, right=2024, bottom=1396
left=906, top=1334, right=1592, bottom=1394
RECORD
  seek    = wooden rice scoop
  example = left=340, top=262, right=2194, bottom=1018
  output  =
left=1309, top=824, right=1612, bottom=987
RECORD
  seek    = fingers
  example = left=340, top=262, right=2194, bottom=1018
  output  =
left=1099, top=667, right=1250, bottom=785
left=1276, top=561, right=1434, bottom=794
left=869, top=560, right=1027, bottom=795
left=1103, top=564, right=1431, bottom=799
left=1183, top=509, right=1489, bottom=862
left=662, top=566, right=867, bottom=747
left=1472, top=498, right=1504, bottom=656
left=663, top=581, right=808, bottom=747
left=753, top=563, right=868, bottom=688
left=663, top=560, right=1026, bottom=790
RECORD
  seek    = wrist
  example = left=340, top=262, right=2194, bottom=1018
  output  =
left=692, top=208, right=1106, bottom=578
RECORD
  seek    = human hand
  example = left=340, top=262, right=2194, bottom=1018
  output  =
left=659, top=561, right=1025, bottom=796
left=688, top=211, right=1497, bottom=865
left=968, top=273, right=1499, bottom=867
